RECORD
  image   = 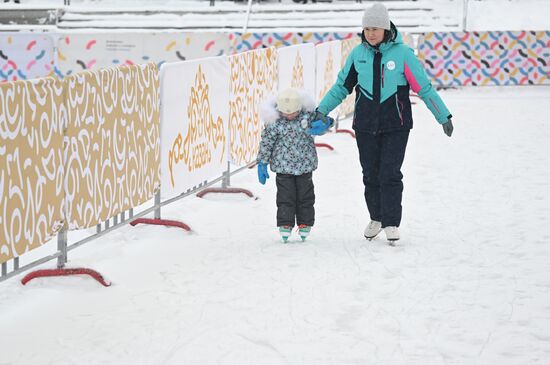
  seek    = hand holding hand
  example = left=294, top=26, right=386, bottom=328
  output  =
left=307, top=110, right=334, bottom=136
left=308, top=120, right=330, bottom=135
left=442, top=118, right=454, bottom=137
left=257, top=162, right=269, bottom=185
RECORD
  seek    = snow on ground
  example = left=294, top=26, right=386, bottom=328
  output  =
left=1, top=85, right=549, bottom=364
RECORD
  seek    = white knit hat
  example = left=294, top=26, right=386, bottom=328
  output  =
left=276, top=88, right=302, bottom=114
left=362, top=3, right=390, bottom=30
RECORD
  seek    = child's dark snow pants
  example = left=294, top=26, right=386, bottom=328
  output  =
left=355, top=130, right=409, bottom=228
left=275, top=173, right=315, bottom=227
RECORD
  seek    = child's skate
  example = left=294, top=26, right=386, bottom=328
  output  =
left=297, top=224, right=311, bottom=242
left=279, top=226, right=292, bottom=243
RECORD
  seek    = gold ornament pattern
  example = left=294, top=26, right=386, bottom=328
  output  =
left=229, top=48, right=277, bottom=166
left=319, top=48, right=335, bottom=101
left=0, top=77, right=66, bottom=263
left=64, top=63, right=160, bottom=230
left=168, top=64, right=226, bottom=187
left=338, top=38, right=361, bottom=118
left=291, top=51, right=305, bottom=89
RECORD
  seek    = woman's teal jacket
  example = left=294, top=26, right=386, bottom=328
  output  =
left=318, top=24, right=452, bottom=133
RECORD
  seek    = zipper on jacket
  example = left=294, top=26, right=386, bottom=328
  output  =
left=373, top=50, right=382, bottom=104
left=382, top=64, right=385, bottom=89
left=372, top=50, right=382, bottom=131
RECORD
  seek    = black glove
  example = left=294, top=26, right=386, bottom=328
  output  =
left=313, top=110, right=334, bottom=127
left=442, top=118, right=453, bottom=137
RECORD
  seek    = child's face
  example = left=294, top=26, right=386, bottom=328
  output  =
left=280, top=110, right=300, bottom=120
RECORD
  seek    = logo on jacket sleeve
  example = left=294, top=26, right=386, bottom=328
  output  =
left=386, top=61, right=396, bottom=70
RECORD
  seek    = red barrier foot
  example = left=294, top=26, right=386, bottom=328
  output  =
left=196, top=187, right=254, bottom=198
left=336, top=129, right=356, bottom=138
left=315, top=143, right=335, bottom=151
left=130, top=218, right=191, bottom=232
left=21, top=268, right=111, bottom=287
left=248, top=162, right=257, bottom=169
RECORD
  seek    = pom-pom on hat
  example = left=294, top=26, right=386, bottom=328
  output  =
left=276, top=88, right=302, bottom=114
left=362, top=3, right=390, bottom=30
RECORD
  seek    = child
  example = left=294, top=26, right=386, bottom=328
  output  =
left=256, top=88, right=331, bottom=243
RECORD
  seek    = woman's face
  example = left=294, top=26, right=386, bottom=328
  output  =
left=363, top=27, right=385, bottom=46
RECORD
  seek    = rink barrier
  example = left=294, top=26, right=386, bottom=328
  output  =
left=0, top=31, right=361, bottom=82
left=228, top=47, right=278, bottom=168
left=0, top=77, right=66, bottom=269
left=54, top=63, right=164, bottom=284
left=63, top=63, right=161, bottom=230
left=417, top=31, right=550, bottom=87
left=159, top=56, right=236, bottom=201
left=161, top=47, right=278, bottom=199
left=4, top=30, right=548, bottom=87
left=277, top=43, right=315, bottom=93
left=0, top=33, right=57, bottom=81
left=1, top=42, right=347, bottom=285
left=0, top=63, right=166, bottom=285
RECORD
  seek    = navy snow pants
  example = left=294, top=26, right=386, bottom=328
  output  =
left=355, top=130, right=409, bottom=228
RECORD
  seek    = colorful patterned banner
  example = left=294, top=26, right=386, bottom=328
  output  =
left=231, top=32, right=356, bottom=53
left=56, top=32, right=232, bottom=78
left=160, top=58, right=230, bottom=199
left=315, top=41, right=342, bottom=119
left=401, top=32, right=415, bottom=49
left=0, top=77, right=66, bottom=263
left=0, top=33, right=56, bottom=82
left=229, top=47, right=278, bottom=167
left=277, top=43, right=315, bottom=95
left=418, top=31, right=550, bottom=86
left=337, top=37, right=361, bottom=119
left=64, top=63, right=160, bottom=230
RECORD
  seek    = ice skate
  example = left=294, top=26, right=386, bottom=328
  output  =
left=297, top=224, right=311, bottom=242
left=364, top=220, right=382, bottom=240
left=384, top=226, right=400, bottom=245
left=279, top=225, right=292, bottom=243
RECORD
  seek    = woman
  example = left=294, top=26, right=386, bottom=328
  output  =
left=310, top=2, right=453, bottom=243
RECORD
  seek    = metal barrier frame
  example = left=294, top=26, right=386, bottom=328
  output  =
left=0, top=159, right=255, bottom=285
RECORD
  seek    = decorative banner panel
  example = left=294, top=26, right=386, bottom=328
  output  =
left=0, top=33, right=56, bottom=82
left=55, top=32, right=232, bottom=79
left=229, top=47, right=278, bottom=167
left=64, top=63, right=160, bottom=230
left=231, top=32, right=356, bottom=53
left=277, top=43, right=315, bottom=95
left=160, top=58, right=230, bottom=199
left=0, top=78, right=65, bottom=263
left=418, top=31, right=550, bottom=86
left=401, top=32, right=415, bottom=49
left=315, top=41, right=342, bottom=119
left=337, top=37, right=361, bottom=119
